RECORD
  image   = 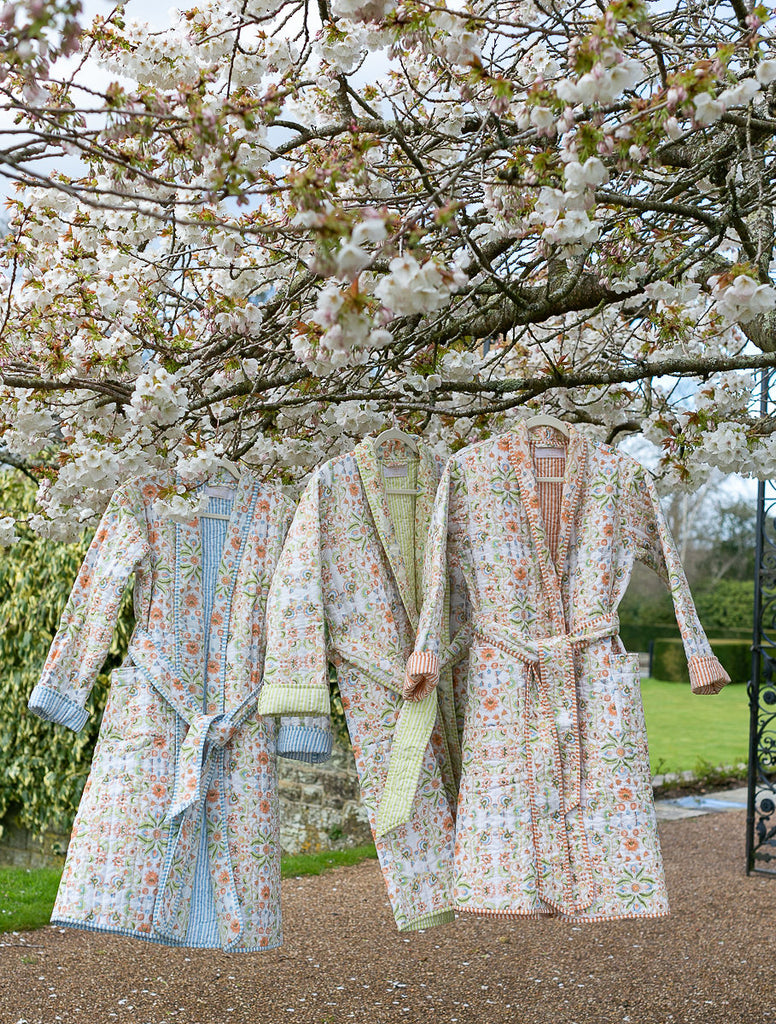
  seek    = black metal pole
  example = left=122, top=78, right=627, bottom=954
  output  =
left=747, top=472, right=765, bottom=874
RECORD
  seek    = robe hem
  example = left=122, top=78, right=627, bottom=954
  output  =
left=398, top=908, right=456, bottom=932
left=49, top=916, right=282, bottom=952
left=453, top=904, right=670, bottom=923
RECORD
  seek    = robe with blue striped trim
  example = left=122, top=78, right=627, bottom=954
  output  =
left=28, top=469, right=330, bottom=951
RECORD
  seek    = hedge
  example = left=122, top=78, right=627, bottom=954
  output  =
left=0, top=472, right=132, bottom=840
left=0, top=470, right=351, bottom=841
left=651, top=637, right=751, bottom=685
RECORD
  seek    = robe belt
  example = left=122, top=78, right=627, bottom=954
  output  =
left=349, top=625, right=473, bottom=839
left=473, top=611, right=620, bottom=915
left=127, top=626, right=260, bottom=949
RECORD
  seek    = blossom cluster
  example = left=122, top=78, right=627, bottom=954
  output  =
left=0, top=0, right=773, bottom=534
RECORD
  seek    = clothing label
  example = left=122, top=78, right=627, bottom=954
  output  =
left=383, top=465, right=408, bottom=478
left=205, top=485, right=236, bottom=498
left=533, top=447, right=566, bottom=458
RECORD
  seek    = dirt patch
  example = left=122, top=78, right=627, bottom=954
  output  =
left=0, top=811, right=773, bottom=1024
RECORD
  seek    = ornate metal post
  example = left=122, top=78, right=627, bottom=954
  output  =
left=747, top=370, right=776, bottom=874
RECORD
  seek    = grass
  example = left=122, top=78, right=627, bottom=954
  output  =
left=280, top=843, right=377, bottom=878
left=0, top=867, right=62, bottom=933
left=0, top=844, right=379, bottom=934
left=641, top=676, right=750, bottom=775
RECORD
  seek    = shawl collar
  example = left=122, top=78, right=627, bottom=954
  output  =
left=354, top=435, right=437, bottom=631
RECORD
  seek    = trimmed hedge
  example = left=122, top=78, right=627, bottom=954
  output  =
left=652, top=637, right=751, bottom=685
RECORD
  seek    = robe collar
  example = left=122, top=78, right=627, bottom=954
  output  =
left=508, top=422, right=588, bottom=631
left=354, top=435, right=437, bottom=631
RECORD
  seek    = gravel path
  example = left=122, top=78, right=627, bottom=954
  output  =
left=1, top=810, right=774, bottom=1024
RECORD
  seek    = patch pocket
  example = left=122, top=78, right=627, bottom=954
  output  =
left=578, top=652, right=645, bottom=777
left=103, top=665, right=175, bottom=750
left=461, top=641, right=526, bottom=775
left=611, top=653, right=650, bottom=776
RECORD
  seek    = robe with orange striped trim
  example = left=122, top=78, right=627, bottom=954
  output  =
left=402, top=423, right=729, bottom=923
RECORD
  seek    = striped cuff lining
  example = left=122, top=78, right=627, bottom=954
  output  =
left=28, top=684, right=89, bottom=732
left=257, top=683, right=330, bottom=717
left=403, top=651, right=440, bottom=701
left=277, top=724, right=333, bottom=764
left=688, top=655, right=731, bottom=694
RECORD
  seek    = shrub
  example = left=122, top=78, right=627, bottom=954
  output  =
left=652, top=637, right=751, bottom=684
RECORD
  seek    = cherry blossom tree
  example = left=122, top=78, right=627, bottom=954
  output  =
left=1, top=0, right=776, bottom=535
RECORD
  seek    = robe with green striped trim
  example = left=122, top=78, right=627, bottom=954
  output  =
left=401, top=424, right=729, bottom=922
left=258, top=436, right=469, bottom=932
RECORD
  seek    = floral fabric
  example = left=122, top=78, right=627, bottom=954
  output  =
left=403, top=423, right=729, bottom=922
left=258, top=436, right=468, bottom=931
left=28, top=470, right=328, bottom=951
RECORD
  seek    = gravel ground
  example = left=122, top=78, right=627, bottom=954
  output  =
left=1, top=810, right=775, bottom=1024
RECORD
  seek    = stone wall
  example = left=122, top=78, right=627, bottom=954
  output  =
left=0, top=738, right=371, bottom=869
left=277, top=738, right=372, bottom=855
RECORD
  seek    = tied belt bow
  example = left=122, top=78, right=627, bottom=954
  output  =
left=472, top=611, right=620, bottom=915
left=128, top=627, right=259, bottom=950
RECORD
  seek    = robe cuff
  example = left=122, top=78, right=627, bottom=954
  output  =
left=688, top=655, right=731, bottom=695
left=258, top=682, right=330, bottom=717
left=403, top=651, right=440, bottom=702
left=28, top=684, right=89, bottom=732
left=277, top=721, right=333, bottom=764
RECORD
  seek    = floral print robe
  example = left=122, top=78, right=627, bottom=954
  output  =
left=402, top=424, right=729, bottom=922
left=257, top=437, right=469, bottom=931
left=28, top=470, right=329, bottom=951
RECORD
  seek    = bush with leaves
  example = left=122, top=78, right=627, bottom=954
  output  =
left=0, top=470, right=132, bottom=838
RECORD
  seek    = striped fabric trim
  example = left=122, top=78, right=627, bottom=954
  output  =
left=530, top=440, right=565, bottom=565
left=27, top=683, right=89, bottom=733
left=455, top=905, right=670, bottom=923
left=383, top=457, right=419, bottom=612
left=402, top=651, right=440, bottom=700
left=399, top=908, right=456, bottom=932
left=277, top=724, right=333, bottom=764
left=50, top=916, right=282, bottom=952
left=258, top=682, right=331, bottom=717
left=688, top=654, right=731, bottom=694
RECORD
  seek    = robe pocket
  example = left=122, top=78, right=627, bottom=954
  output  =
left=101, top=666, right=176, bottom=751
left=461, top=642, right=526, bottom=775
left=580, top=652, right=649, bottom=779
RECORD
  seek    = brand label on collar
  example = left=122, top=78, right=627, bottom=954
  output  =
left=383, top=465, right=409, bottom=478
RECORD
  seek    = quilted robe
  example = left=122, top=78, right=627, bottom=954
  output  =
left=257, top=436, right=469, bottom=931
left=28, top=470, right=330, bottom=951
left=401, top=423, right=730, bottom=922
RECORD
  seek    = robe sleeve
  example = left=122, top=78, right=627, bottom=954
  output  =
left=627, top=465, right=730, bottom=695
left=259, top=470, right=333, bottom=757
left=404, top=459, right=469, bottom=701
left=269, top=489, right=333, bottom=764
left=28, top=480, right=151, bottom=731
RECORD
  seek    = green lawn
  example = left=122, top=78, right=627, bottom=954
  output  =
left=641, top=677, right=750, bottom=775
left=0, top=845, right=379, bottom=934
left=0, top=867, right=62, bottom=932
